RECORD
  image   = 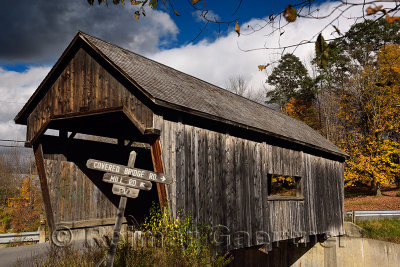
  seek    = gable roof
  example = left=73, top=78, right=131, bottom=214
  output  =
left=15, top=31, right=347, bottom=158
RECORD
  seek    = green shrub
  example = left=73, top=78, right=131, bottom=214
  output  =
left=141, top=205, right=231, bottom=267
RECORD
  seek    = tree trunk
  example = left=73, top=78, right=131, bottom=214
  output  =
left=371, top=179, right=378, bottom=195
left=376, top=182, right=382, bottom=196
left=371, top=179, right=382, bottom=196
left=395, top=174, right=400, bottom=189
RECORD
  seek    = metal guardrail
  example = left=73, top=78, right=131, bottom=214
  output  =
left=346, top=210, right=400, bottom=216
left=0, top=230, right=40, bottom=244
left=345, top=210, right=400, bottom=221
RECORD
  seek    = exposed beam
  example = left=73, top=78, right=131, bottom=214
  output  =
left=33, top=142, right=56, bottom=237
left=150, top=137, right=168, bottom=207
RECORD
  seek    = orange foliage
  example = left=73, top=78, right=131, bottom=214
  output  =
left=284, top=98, right=321, bottom=130
left=2, top=177, right=44, bottom=232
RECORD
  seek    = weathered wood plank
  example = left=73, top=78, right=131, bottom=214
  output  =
left=198, top=128, right=206, bottom=224
left=205, top=131, right=213, bottom=226
left=193, top=127, right=200, bottom=223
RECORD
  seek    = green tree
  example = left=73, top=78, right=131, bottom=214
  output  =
left=336, top=19, right=400, bottom=66
left=317, top=19, right=400, bottom=93
left=266, top=54, right=322, bottom=130
left=266, top=54, right=316, bottom=109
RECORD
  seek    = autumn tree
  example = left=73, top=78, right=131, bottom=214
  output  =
left=338, top=44, right=400, bottom=194
left=9, top=176, right=43, bottom=232
left=312, top=19, right=400, bottom=141
left=0, top=149, right=41, bottom=233
left=0, top=153, right=21, bottom=205
left=317, top=19, right=400, bottom=89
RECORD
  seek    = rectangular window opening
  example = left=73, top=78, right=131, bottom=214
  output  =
left=268, top=174, right=303, bottom=200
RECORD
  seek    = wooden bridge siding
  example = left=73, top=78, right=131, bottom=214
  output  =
left=154, top=116, right=344, bottom=247
left=26, top=48, right=153, bottom=142
left=44, top=158, right=117, bottom=224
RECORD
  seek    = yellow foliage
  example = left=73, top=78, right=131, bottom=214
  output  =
left=339, top=44, right=400, bottom=188
left=20, top=178, right=31, bottom=200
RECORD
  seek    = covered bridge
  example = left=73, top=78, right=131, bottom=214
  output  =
left=15, top=31, right=347, bottom=252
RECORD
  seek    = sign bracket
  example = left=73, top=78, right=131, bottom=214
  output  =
left=105, top=151, right=137, bottom=267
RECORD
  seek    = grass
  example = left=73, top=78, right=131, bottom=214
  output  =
left=19, top=239, right=231, bottom=267
left=356, top=218, right=400, bottom=243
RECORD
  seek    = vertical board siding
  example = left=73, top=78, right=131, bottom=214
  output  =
left=27, top=48, right=153, bottom=142
left=156, top=115, right=345, bottom=249
left=45, top=159, right=117, bottom=223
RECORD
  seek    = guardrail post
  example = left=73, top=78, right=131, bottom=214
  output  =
left=39, top=214, right=46, bottom=243
left=352, top=210, right=355, bottom=223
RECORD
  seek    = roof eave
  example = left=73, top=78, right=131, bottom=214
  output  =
left=153, top=98, right=349, bottom=159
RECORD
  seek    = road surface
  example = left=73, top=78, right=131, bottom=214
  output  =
left=0, top=242, right=50, bottom=266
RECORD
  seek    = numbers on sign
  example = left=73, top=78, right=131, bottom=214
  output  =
left=129, top=179, right=137, bottom=186
left=148, top=173, right=157, bottom=181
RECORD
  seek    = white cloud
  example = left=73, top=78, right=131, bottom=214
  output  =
left=123, top=8, right=179, bottom=53
left=0, top=67, right=50, bottom=140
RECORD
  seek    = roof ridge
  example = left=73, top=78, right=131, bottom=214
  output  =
left=78, top=31, right=282, bottom=114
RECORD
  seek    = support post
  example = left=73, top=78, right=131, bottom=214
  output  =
left=150, top=137, right=167, bottom=207
left=33, top=142, right=56, bottom=237
left=106, top=151, right=137, bottom=267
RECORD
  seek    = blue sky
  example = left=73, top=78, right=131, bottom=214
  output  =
left=0, top=0, right=396, bottom=143
left=169, top=0, right=291, bottom=45
left=0, top=0, right=323, bottom=71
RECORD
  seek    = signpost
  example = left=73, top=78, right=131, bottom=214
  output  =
left=86, top=155, right=172, bottom=267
